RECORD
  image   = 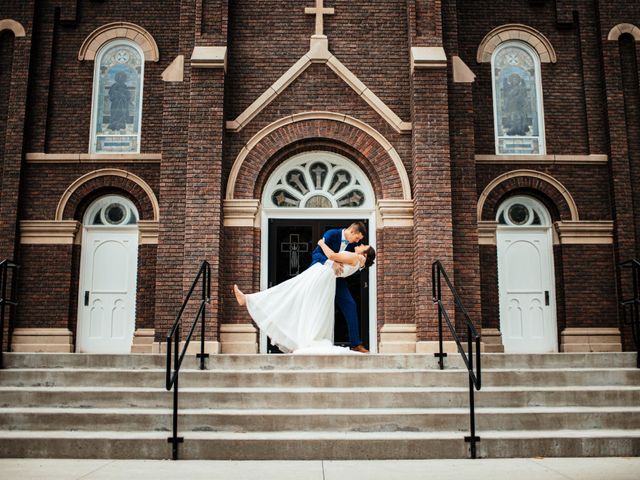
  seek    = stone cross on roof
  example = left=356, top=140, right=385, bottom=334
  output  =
left=305, top=0, right=334, bottom=37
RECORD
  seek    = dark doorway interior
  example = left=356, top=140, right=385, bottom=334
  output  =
left=267, top=219, right=370, bottom=353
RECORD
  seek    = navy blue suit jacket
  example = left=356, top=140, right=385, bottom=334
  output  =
left=310, top=228, right=357, bottom=267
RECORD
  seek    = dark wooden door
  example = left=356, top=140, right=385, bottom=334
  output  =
left=267, top=219, right=370, bottom=352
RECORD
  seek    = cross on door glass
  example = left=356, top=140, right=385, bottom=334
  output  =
left=281, top=234, right=310, bottom=276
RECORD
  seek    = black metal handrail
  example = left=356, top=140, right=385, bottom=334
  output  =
left=620, top=259, right=640, bottom=368
left=431, top=260, right=481, bottom=458
left=0, top=260, right=19, bottom=369
left=165, top=260, right=211, bottom=460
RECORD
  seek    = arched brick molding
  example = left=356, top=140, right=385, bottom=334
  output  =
left=478, top=170, right=579, bottom=222
left=56, top=169, right=159, bottom=221
left=0, top=19, right=26, bottom=37
left=608, top=23, right=640, bottom=42
left=78, top=22, right=159, bottom=62
left=227, top=112, right=411, bottom=201
left=477, top=24, right=557, bottom=63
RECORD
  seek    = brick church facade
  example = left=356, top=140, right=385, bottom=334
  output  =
left=0, top=1, right=638, bottom=355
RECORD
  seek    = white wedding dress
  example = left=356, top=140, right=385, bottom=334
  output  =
left=245, top=259, right=362, bottom=354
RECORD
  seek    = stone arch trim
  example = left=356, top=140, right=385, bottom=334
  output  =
left=56, top=168, right=159, bottom=221
left=78, top=22, right=159, bottom=62
left=0, top=19, right=26, bottom=37
left=478, top=170, right=579, bottom=222
left=477, top=24, right=557, bottom=63
left=226, top=112, right=412, bottom=201
left=608, top=23, right=640, bottom=41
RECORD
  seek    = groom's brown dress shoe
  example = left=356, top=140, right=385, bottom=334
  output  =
left=350, top=344, right=369, bottom=354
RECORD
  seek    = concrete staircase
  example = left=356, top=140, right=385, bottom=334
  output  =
left=0, top=352, right=639, bottom=459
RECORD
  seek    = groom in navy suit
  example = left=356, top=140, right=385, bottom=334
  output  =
left=310, top=221, right=369, bottom=353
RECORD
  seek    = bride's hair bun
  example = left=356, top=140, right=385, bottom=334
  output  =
left=364, top=246, right=376, bottom=268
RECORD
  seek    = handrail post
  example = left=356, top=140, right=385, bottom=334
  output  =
left=0, top=262, right=7, bottom=369
left=431, top=260, right=481, bottom=459
left=168, top=328, right=183, bottom=460
left=634, top=264, right=640, bottom=368
left=166, top=260, right=210, bottom=459
left=433, top=262, right=447, bottom=370
left=464, top=325, right=479, bottom=458
left=620, top=260, right=640, bottom=369
left=197, top=265, right=208, bottom=371
left=0, top=261, right=18, bottom=370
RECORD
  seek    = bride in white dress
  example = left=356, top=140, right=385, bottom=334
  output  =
left=233, top=239, right=375, bottom=354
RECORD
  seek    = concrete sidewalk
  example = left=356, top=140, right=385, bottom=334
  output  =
left=0, top=457, right=638, bottom=480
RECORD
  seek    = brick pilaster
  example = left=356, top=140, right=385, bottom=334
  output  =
left=410, top=66, right=455, bottom=341
left=0, top=8, right=33, bottom=260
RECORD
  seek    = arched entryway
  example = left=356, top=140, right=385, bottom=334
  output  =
left=259, top=151, right=377, bottom=352
left=496, top=195, right=558, bottom=353
left=76, top=195, right=139, bottom=353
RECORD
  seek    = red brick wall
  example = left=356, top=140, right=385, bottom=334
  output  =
left=16, top=245, right=75, bottom=330
left=411, top=67, right=454, bottom=341
left=479, top=245, right=498, bottom=329
left=0, top=32, right=13, bottom=189
left=136, top=244, right=157, bottom=330
left=4, top=0, right=640, bottom=351
left=20, top=164, right=159, bottom=220
left=598, top=2, right=640, bottom=351
left=226, top=0, right=411, bottom=123
left=561, top=244, right=618, bottom=329
left=457, top=0, right=600, bottom=156
left=477, top=164, right=612, bottom=221
left=375, top=227, right=414, bottom=328
left=619, top=34, right=640, bottom=257
left=24, top=0, right=180, bottom=153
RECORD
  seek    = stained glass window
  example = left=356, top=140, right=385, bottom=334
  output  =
left=492, top=42, right=545, bottom=155
left=84, top=195, right=139, bottom=226
left=263, top=152, right=374, bottom=209
left=91, top=40, right=143, bottom=153
left=497, top=196, right=550, bottom=227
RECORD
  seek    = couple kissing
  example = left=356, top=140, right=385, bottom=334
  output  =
left=234, top=222, right=375, bottom=354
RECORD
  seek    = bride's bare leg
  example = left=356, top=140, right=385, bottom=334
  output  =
left=233, top=284, right=246, bottom=306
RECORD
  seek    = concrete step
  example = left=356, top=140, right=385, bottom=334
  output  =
left=1, top=368, right=639, bottom=388
left=2, top=406, right=640, bottom=433
left=0, top=429, right=638, bottom=459
left=2, top=386, right=640, bottom=409
left=3, top=352, right=637, bottom=370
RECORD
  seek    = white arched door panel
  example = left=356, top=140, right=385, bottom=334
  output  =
left=77, top=196, right=139, bottom=353
left=496, top=196, right=557, bottom=353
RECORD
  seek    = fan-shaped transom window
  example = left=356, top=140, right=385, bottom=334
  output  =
left=263, top=152, right=375, bottom=209
left=497, top=196, right=551, bottom=227
left=492, top=41, right=545, bottom=155
left=84, top=195, right=139, bottom=226
left=90, top=39, right=144, bottom=153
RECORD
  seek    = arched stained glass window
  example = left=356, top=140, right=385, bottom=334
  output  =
left=90, top=40, right=144, bottom=153
left=492, top=41, right=545, bottom=155
left=496, top=196, right=551, bottom=227
left=84, top=195, right=139, bottom=226
left=263, top=151, right=374, bottom=209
